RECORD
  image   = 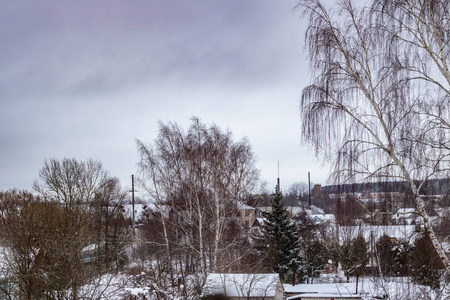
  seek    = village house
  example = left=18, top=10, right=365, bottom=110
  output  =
left=256, top=205, right=311, bottom=218
left=391, top=208, right=420, bottom=225
left=310, top=213, right=335, bottom=224
left=237, top=202, right=256, bottom=228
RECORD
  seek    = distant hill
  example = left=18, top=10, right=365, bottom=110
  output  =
left=322, top=178, right=450, bottom=195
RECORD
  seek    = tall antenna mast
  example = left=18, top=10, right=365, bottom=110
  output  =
left=277, top=161, right=280, bottom=193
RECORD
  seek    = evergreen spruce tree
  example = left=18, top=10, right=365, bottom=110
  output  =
left=263, top=187, right=303, bottom=283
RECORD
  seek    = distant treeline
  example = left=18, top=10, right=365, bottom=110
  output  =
left=322, top=178, right=450, bottom=195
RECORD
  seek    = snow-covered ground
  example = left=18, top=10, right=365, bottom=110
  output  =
left=285, top=276, right=449, bottom=300
left=82, top=273, right=449, bottom=300
left=203, top=273, right=281, bottom=298
left=1, top=243, right=447, bottom=300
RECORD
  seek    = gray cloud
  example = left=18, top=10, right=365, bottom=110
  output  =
left=0, top=0, right=330, bottom=191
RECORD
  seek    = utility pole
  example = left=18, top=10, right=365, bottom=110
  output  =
left=308, top=172, right=311, bottom=207
left=132, top=174, right=135, bottom=235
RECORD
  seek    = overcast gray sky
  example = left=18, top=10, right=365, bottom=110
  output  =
left=0, top=0, right=331, bottom=192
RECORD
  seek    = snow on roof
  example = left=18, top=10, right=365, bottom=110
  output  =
left=238, top=202, right=255, bottom=210
left=251, top=217, right=266, bottom=228
left=310, top=205, right=324, bottom=214
left=287, top=293, right=361, bottom=299
left=286, top=206, right=307, bottom=216
left=391, top=208, right=417, bottom=219
left=258, top=206, right=272, bottom=212
left=257, top=206, right=309, bottom=214
left=396, top=208, right=415, bottom=213
left=311, top=214, right=336, bottom=223
left=203, top=273, right=281, bottom=297
left=284, top=283, right=357, bottom=295
left=337, top=224, right=418, bottom=243
left=256, top=217, right=265, bottom=224
left=82, top=243, right=98, bottom=252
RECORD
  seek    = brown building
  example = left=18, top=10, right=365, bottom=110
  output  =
left=314, top=184, right=322, bottom=198
left=238, top=202, right=256, bottom=228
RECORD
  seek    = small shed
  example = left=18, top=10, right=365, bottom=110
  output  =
left=203, top=273, right=284, bottom=300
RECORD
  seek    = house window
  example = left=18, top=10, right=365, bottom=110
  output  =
left=245, top=221, right=249, bottom=226
left=245, top=211, right=250, bottom=217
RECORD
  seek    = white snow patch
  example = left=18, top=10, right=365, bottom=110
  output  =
left=203, top=273, right=281, bottom=298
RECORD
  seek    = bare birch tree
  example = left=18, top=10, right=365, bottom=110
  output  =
left=297, top=0, right=450, bottom=272
left=136, top=117, right=259, bottom=278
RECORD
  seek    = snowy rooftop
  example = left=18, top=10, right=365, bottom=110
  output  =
left=253, top=217, right=265, bottom=226
left=310, top=205, right=324, bottom=215
left=258, top=206, right=309, bottom=216
left=284, top=283, right=357, bottom=294
left=391, top=208, right=417, bottom=219
left=288, top=293, right=361, bottom=299
left=285, top=283, right=363, bottom=299
left=336, top=224, right=418, bottom=243
left=238, top=202, right=255, bottom=210
left=311, top=214, right=336, bottom=224
left=203, top=273, right=281, bottom=297
left=286, top=206, right=308, bottom=216
left=82, top=243, right=98, bottom=252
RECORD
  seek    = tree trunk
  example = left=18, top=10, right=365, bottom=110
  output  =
left=212, top=188, right=221, bottom=271
left=159, top=207, right=171, bottom=262
left=391, top=152, right=450, bottom=274
left=197, top=197, right=206, bottom=277
left=414, top=194, right=450, bottom=273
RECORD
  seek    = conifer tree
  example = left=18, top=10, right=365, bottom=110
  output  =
left=410, top=232, right=445, bottom=289
left=263, top=187, right=302, bottom=282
